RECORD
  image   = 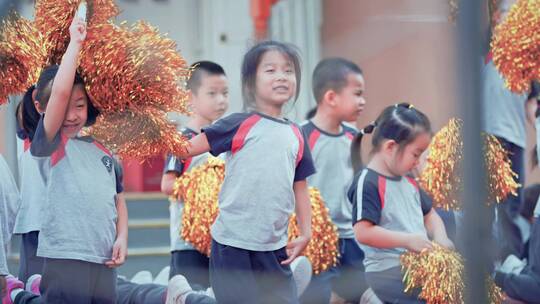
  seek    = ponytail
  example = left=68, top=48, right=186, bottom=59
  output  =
left=19, top=85, right=40, bottom=141
left=351, top=121, right=377, bottom=172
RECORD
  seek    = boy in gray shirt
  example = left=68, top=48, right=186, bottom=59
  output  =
left=300, top=58, right=367, bottom=304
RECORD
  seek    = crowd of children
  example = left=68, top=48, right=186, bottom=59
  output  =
left=1, top=2, right=540, bottom=303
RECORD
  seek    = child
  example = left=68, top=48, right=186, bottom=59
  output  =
left=13, top=85, right=47, bottom=283
left=23, top=17, right=127, bottom=303
left=161, top=61, right=229, bottom=288
left=175, top=40, right=315, bottom=303
left=482, top=0, right=538, bottom=261
left=350, top=103, right=453, bottom=303
left=300, top=58, right=366, bottom=304
left=494, top=183, right=540, bottom=303
left=0, top=154, right=21, bottom=299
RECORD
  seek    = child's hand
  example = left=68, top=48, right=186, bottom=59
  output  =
left=0, top=275, right=6, bottom=298
left=69, top=17, right=87, bottom=45
left=106, top=237, right=127, bottom=268
left=433, top=236, right=455, bottom=250
left=281, top=235, right=310, bottom=265
left=405, top=234, right=433, bottom=253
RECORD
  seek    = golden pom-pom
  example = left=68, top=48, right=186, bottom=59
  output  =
left=401, top=244, right=504, bottom=304
left=401, top=244, right=464, bottom=303
left=0, top=14, right=48, bottom=104
left=420, top=118, right=463, bottom=210
left=288, top=188, right=339, bottom=274
left=484, top=134, right=520, bottom=205
left=175, top=157, right=225, bottom=256
left=85, top=107, right=190, bottom=160
left=420, top=118, right=520, bottom=210
left=80, top=21, right=190, bottom=113
left=34, top=0, right=119, bottom=65
left=491, top=0, right=540, bottom=93
left=176, top=160, right=339, bottom=273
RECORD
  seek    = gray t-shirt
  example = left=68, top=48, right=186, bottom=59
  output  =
left=31, top=117, right=123, bottom=264
left=0, top=155, right=20, bottom=275
left=482, top=57, right=528, bottom=148
left=164, top=127, right=212, bottom=252
left=14, top=137, right=46, bottom=234
left=350, top=169, right=432, bottom=272
left=203, top=112, right=316, bottom=251
left=302, top=120, right=357, bottom=239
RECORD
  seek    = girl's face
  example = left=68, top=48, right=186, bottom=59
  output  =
left=385, top=132, right=431, bottom=177
left=254, top=50, right=296, bottom=108
left=62, top=84, right=88, bottom=138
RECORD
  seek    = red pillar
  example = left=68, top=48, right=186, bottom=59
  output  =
left=251, top=0, right=278, bottom=41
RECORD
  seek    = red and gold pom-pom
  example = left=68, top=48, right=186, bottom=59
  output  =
left=401, top=244, right=464, bottom=303
left=80, top=21, right=190, bottom=113
left=491, top=0, right=540, bottom=93
left=420, top=118, right=463, bottom=210
left=484, top=134, right=520, bottom=204
left=85, top=107, right=190, bottom=160
left=0, top=14, right=48, bottom=104
left=288, top=188, right=339, bottom=274
left=176, top=160, right=339, bottom=273
left=175, top=157, right=225, bottom=256
left=34, top=0, right=119, bottom=65
left=401, top=244, right=504, bottom=304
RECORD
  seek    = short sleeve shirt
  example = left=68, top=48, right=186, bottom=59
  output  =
left=202, top=112, right=316, bottom=251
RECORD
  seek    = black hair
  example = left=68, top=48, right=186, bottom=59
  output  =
left=241, top=40, right=301, bottom=110
left=521, top=183, right=540, bottom=220
left=312, top=58, right=363, bottom=104
left=305, top=106, right=317, bottom=120
left=35, top=65, right=99, bottom=127
left=16, top=85, right=40, bottom=140
left=187, top=61, right=226, bottom=94
left=351, top=103, right=432, bottom=172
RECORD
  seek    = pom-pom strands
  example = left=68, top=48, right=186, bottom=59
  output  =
left=175, top=160, right=339, bottom=273
left=86, top=107, right=189, bottom=159
left=419, top=118, right=463, bottom=210
left=0, top=15, right=48, bottom=104
left=401, top=245, right=504, bottom=304
left=175, top=157, right=225, bottom=256
left=80, top=22, right=190, bottom=113
left=288, top=188, right=339, bottom=274
left=34, top=0, right=119, bottom=65
left=491, top=0, right=540, bottom=93
left=484, top=134, right=520, bottom=205
left=420, top=118, right=520, bottom=210
left=401, top=244, right=464, bottom=303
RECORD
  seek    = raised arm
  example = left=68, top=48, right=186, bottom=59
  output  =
left=42, top=18, right=86, bottom=141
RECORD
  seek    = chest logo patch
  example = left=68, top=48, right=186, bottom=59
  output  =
left=101, top=156, right=113, bottom=173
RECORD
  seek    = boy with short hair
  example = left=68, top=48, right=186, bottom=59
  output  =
left=161, top=61, right=229, bottom=289
left=300, top=58, right=367, bottom=304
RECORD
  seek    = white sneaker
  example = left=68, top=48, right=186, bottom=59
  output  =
left=166, top=275, right=193, bottom=304
left=154, top=266, right=170, bottom=286
left=131, top=270, right=153, bottom=284
left=290, top=256, right=312, bottom=297
left=498, top=254, right=527, bottom=275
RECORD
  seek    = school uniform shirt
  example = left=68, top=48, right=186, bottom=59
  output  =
left=301, top=120, right=357, bottom=239
left=482, top=56, right=529, bottom=148
left=0, top=155, right=20, bottom=275
left=13, top=134, right=47, bottom=234
left=202, top=112, right=316, bottom=251
left=164, top=127, right=213, bottom=252
left=350, top=168, right=432, bottom=272
left=31, top=117, right=123, bottom=264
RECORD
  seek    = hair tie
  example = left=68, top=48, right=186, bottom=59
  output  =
left=361, top=121, right=377, bottom=135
